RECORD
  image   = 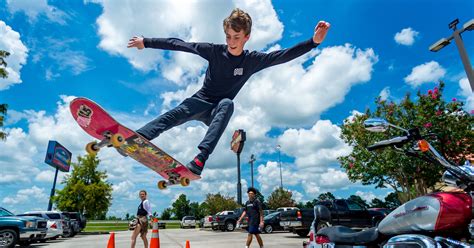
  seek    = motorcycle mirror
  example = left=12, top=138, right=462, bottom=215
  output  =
left=364, top=118, right=389, bottom=132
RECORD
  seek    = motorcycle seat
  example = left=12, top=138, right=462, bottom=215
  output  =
left=317, top=226, right=379, bottom=244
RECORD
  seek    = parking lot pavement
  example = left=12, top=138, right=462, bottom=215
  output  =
left=27, top=229, right=310, bottom=248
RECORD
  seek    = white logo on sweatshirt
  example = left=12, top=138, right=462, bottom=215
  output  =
left=234, top=68, right=243, bottom=76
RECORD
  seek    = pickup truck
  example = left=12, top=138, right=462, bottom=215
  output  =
left=279, top=199, right=386, bottom=237
left=211, top=208, right=245, bottom=232
left=0, top=207, right=48, bottom=247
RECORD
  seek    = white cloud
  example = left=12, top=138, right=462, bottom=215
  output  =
left=458, top=77, right=474, bottom=112
left=0, top=21, right=28, bottom=91
left=2, top=186, right=48, bottom=205
left=404, top=61, right=446, bottom=87
left=355, top=190, right=376, bottom=203
left=237, top=44, right=378, bottom=126
left=394, top=27, right=419, bottom=46
left=379, top=87, right=390, bottom=101
left=345, top=110, right=364, bottom=124
left=6, top=0, right=69, bottom=25
left=277, top=120, right=352, bottom=169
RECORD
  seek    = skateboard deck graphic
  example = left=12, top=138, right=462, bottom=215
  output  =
left=69, top=97, right=200, bottom=189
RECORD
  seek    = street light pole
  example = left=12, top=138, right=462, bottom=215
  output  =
left=249, top=154, right=256, bottom=188
left=430, top=18, right=474, bottom=91
left=276, top=145, right=282, bottom=189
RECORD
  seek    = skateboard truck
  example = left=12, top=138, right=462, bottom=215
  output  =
left=157, top=171, right=191, bottom=190
left=85, top=131, right=125, bottom=156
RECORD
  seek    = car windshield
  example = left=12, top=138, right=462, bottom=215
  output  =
left=0, top=208, right=14, bottom=217
left=264, top=212, right=279, bottom=219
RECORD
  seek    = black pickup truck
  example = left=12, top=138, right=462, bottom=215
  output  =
left=211, top=208, right=245, bottom=232
left=279, top=199, right=386, bottom=237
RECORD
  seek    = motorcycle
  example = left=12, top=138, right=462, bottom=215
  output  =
left=305, top=118, right=473, bottom=248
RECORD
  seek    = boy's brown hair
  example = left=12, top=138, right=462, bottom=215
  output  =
left=223, top=8, right=252, bottom=35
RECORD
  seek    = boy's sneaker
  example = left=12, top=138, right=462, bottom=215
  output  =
left=186, top=154, right=206, bottom=176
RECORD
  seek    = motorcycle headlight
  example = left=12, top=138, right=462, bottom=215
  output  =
left=24, top=221, right=35, bottom=228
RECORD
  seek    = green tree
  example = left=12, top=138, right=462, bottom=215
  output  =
left=267, top=187, right=296, bottom=209
left=370, top=198, right=386, bottom=208
left=0, top=50, right=10, bottom=141
left=125, top=213, right=130, bottom=220
left=171, top=194, right=191, bottom=220
left=384, top=192, right=401, bottom=209
left=160, top=208, right=173, bottom=220
left=339, top=82, right=473, bottom=203
left=317, top=192, right=336, bottom=201
left=53, top=155, right=113, bottom=220
left=204, top=193, right=240, bottom=215
left=347, top=195, right=369, bottom=209
left=0, top=103, right=7, bottom=141
left=0, top=50, right=9, bottom=79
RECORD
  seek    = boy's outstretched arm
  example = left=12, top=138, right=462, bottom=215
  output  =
left=251, top=20, right=331, bottom=72
left=127, top=36, right=213, bottom=60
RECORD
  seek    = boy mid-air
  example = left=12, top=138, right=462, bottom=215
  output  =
left=127, top=8, right=330, bottom=176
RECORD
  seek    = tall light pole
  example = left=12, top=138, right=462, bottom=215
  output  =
left=276, top=144, right=282, bottom=189
left=249, top=154, right=256, bottom=188
left=429, top=18, right=474, bottom=92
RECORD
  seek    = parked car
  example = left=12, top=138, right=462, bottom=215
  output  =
left=280, top=199, right=385, bottom=237
left=180, top=216, right=197, bottom=229
left=263, top=210, right=276, bottom=216
left=19, top=211, right=66, bottom=240
left=62, top=212, right=86, bottom=234
left=0, top=207, right=47, bottom=247
left=211, top=208, right=244, bottom=232
left=262, top=212, right=284, bottom=234
left=201, top=215, right=213, bottom=228
left=276, top=207, right=299, bottom=212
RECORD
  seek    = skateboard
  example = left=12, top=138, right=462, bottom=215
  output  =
left=69, top=97, right=200, bottom=190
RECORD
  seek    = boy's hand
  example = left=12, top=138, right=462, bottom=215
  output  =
left=313, top=21, right=330, bottom=44
left=127, top=36, right=145, bottom=49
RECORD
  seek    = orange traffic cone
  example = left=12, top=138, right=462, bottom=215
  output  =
left=149, top=218, right=160, bottom=248
left=107, top=232, right=115, bottom=248
left=185, top=240, right=191, bottom=248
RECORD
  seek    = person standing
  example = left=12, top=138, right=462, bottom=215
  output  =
left=131, top=190, right=153, bottom=248
left=237, top=187, right=264, bottom=248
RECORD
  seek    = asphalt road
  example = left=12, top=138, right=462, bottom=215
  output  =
left=26, top=229, right=311, bottom=248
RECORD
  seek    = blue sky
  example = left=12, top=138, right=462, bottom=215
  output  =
left=0, top=0, right=473, bottom=218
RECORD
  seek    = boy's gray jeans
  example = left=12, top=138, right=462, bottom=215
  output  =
left=136, top=97, right=234, bottom=155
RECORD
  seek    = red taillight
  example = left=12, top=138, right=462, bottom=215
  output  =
left=50, top=223, right=57, bottom=229
left=309, top=231, right=314, bottom=242
left=297, top=211, right=302, bottom=219
left=316, top=235, right=331, bottom=244
left=208, top=217, right=212, bottom=222
left=216, top=216, right=220, bottom=222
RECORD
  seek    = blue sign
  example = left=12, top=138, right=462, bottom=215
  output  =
left=45, top=141, right=72, bottom=172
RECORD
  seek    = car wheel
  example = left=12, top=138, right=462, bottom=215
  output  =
left=0, top=229, right=18, bottom=248
left=264, top=225, right=273, bottom=234
left=225, top=221, right=235, bottom=232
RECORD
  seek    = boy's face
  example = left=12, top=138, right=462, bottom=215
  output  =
left=225, top=28, right=249, bottom=56
left=247, top=191, right=255, bottom=200
left=139, top=192, right=146, bottom=200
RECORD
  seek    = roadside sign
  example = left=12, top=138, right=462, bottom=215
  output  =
left=45, top=140, right=72, bottom=172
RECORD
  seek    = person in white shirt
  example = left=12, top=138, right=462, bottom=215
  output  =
left=131, top=190, right=153, bottom=248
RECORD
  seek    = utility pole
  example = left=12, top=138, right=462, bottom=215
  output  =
left=249, top=154, right=256, bottom=188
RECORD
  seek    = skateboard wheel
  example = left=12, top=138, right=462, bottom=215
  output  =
left=180, top=177, right=190, bottom=187
left=85, top=141, right=99, bottom=156
left=111, top=134, right=125, bottom=148
left=157, top=181, right=167, bottom=190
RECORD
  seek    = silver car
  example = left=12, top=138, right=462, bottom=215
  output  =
left=19, top=211, right=65, bottom=240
